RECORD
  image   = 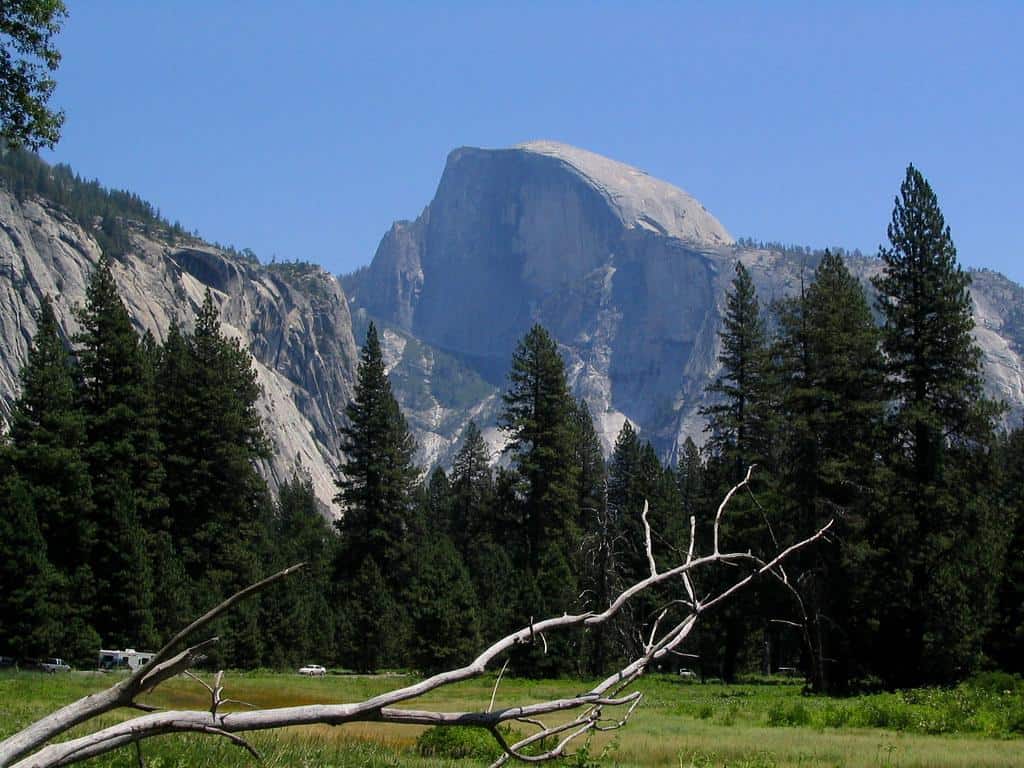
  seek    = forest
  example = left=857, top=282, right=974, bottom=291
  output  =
left=0, top=163, right=1022, bottom=699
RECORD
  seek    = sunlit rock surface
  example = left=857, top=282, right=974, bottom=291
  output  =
left=0, top=191, right=357, bottom=515
left=348, top=142, right=1024, bottom=465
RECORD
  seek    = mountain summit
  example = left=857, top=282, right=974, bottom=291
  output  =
left=514, top=140, right=733, bottom=248
left=347, top=142, right=1024, bottom=466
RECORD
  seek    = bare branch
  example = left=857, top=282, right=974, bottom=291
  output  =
left=0, top=565, right=303, bottom=768
left=2, top=472, right=833, bottom=768
left=714, top=464, right=755, bottom=555
left=488, top=659, right=510, bottom=714
left=149, top=564, right=306, bottom=672
left=641, top=500, right=657, bottom=577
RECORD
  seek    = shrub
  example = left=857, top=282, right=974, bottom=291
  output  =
left=965, top=671, right=1024, bottom=695
left=1004, top=701, right=1024, bottom=735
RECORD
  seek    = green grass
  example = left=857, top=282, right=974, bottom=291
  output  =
left=3, top=671, right=1024, bottom=767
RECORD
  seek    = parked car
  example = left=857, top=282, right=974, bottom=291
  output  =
left=298, top=664, right=326, bottom=677
left=39, top=658, right=71, bottom=673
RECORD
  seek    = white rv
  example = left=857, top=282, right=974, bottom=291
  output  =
left=97, top=648, right=154, bottom=671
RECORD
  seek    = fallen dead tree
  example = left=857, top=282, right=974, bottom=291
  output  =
left=0, top=467, right=831, bottom=768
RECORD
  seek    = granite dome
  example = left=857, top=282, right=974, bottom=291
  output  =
left=516, top=140, right=733, bottom=248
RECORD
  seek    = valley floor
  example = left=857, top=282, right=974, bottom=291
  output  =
left=2, top=671, right=1023, bottom=767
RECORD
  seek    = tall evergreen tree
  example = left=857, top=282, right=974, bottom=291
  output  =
left=702, top=262, right=773, bottom=481
left=450, top=420, right=494, bottom=557
left=676, top=437, right=704, bottom=521
left=75, top=255, right=161, bottom=648
left=569, top=400, right=613, bottom=673
left=607, top=421, right=645, bottom=559
left=151, top=292, right=273, bottom=661
left=605, top=423, right=682, bottom=660
left=870, top=165, right=1005, bottom=686
left=773, top=252, right=884, bottom=692
left=499, top=324, right=581, bottom=674
left=499, top=325, right=580, bottom=572
left=191, top=291, right=273, bottom=663
left=334, top=322, right=418, bottom=669
left=335, top=322, right=419, bottom=578
left=700, top=264, right=781, bottom=681
left=873, top=165, right=994, bottom=471
left=7, top=298, right=98, bottom=661
left=570, top=399, right=606, bottom=533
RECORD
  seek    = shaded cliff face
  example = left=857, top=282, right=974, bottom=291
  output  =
left=348, top=142, right=1024, bottom=464
left=0, top=191, right=357, bottom=514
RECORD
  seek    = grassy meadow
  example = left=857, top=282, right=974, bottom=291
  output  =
left=3, top=671, right=1024, bottom=768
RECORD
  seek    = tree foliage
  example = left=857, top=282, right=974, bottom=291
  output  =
left=869, top=165, right=1005, bottom=687
left=0, top=0, right=65, bottom=149
left=703, top=262, right=773, bottom=481
left=335, top=322, right=418, bottom=578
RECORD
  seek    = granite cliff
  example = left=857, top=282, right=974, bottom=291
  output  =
left=347, top=141, right=1024, bottom=465
left=3, top=143, right=1020, bottom=490
left=0, top=188, right=358, bottom=513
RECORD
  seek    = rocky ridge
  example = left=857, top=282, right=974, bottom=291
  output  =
left=347, top=142, right=1024, bottom=466
left=0, top=190, right=358, bottom=514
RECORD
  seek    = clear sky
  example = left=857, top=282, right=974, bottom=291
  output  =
left=41, top=2, right=1024, bottom=282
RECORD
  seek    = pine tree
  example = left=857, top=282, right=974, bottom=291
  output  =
left=499, top=324, right=581, bottom=674
left=569, top=400, right=613, bottom=673
left=499, top=325, right=580, bottom=573
left=151, top=292, right=274, bottom=657
left=450, top=420, right=494, bottom=557
left=700, top=262, right=785, bottom=681
left=335, top=322, right=419, bottom=579
left=676, top=437, right=704, bottom=520
left=605, top=423, right=682, bottom=660
left=870, top=165, right=1005, bottom=686
left=703, top=262, right=773, bottom=481
left=607, top=422, right=644, bottom=551
left=194, top=291, right=272, bottom=662
left=773, top=252, right=884, bottom=692
left=7, top=298, right=98, bottom=662
left=873, top=166, right=993, bottom=469
left=334, top=323, right=418, bottom=669
left=421, top=466, right=453, bottom=536
left=570, top=399, right=606, bottom=532
left=155, top=321, right=194, bottom=534
left=75, top=255, right=161, bottom=648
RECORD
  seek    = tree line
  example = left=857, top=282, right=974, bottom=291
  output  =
left=1, top=164, right=1022, bottom=691
left=323, top=166, right=1024, bottom=689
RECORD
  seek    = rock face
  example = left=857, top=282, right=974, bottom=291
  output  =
left=348, top=141, right=1024, bottom=464
left=4, top=142, right=1020, bottom=492
left=0, top=190, right=358, bottom=514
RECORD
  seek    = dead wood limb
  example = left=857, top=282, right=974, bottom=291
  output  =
left=2, top=469, right=830, bottom=768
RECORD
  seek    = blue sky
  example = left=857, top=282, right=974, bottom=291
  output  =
left=42, top=2, right=1024, bottom=282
